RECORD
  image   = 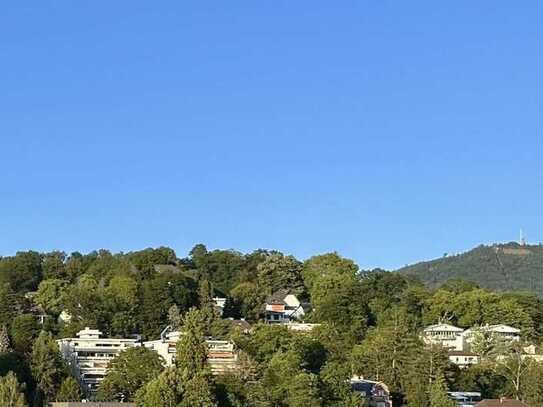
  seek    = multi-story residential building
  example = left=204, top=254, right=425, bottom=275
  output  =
left=57, top=328, right=139, bottom=395
left=264, top=290, right=310, bottom=324
left=143, top=329, right=239, bottom=374
left=422, top=324, right=465, bottom=351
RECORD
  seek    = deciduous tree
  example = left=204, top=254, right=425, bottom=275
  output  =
left=0, top=371, right=27, bottom=407
left=56, top=377, right=82, bottom=402
left=30, top=331, right=66, bottom=404
left=97, top=346, right=164, bottom=401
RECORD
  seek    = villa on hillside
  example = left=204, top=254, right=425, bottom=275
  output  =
left=422, top=324, right=465, bottom=351
left=447, top=350, right=479, bottom=368
left=264, top=289, right=311, bottom=324
left=463, top=324, right=521, bottom=345
left=421, top=323, right=526, bottom=368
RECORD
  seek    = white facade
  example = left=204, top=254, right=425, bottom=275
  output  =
left=422, top=324, right=465, bottom=351
left=213, top=297, right=227, bottom=316
left=422, top=323, right=525, bottom=367
left=463, top=324, right=521, bottom=346
left=485, top=324, right=521, bottom=340
left=143, top=330, right=238, bottom=374
left=264, top=292, right=307, bottom=324
left=285, top=322, right=321, bottom=332
left=57, top=328, right=139, bottom=394
left=447, top=351, right=479, bottom=368
left=57, top=310, right=72, bottom=324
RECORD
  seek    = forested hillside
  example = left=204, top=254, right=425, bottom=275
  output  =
left=398, top=243, right=543, bottom=296
left=1, top=245, right=543, bottom=406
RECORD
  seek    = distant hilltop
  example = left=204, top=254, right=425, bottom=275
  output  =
left=397, top=242, right=543, bottom=296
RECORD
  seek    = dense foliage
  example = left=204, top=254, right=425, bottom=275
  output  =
left=399, top=243, right=543, bottom=296
left=0, top=244, right=542, bottom=406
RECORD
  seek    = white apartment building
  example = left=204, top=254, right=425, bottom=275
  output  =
left=422, top=323, right=524, bottom=368
left=143, top=329, right=238, bottom=374
left=463, top=324, right=521, bottom=346
left=57, top=328, right=139, bottom=394
left=422, top=324, right=465, bottom=351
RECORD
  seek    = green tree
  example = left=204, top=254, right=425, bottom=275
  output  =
left=440, top=279, right=480, bottom=294
left=0, top=284, right=17, bottom=326
left=0, top=371, right=27, bottom=407
left=402, top=343, right=451, bottom=407
left=310, top=272, right=368, bottom=351
left=189, top=246, right=247, bottom=294
left=138, top=308, right=217, bottom=407
left=97, top=346, right=164, bottom=401
left=428, top=374, right=455, bottom=407
left=351, top=307, right=419, bottom=403
left=256, top=253, right=305, bottom=296
left=105, top=275, right=138, bottom=308
left=42, top=252, right=67, bottom=280
left=179, top=373, right=218, bottom=407
left=30, top=331, right=66, bottom=404
left=0, top=251, right=43, bottom=292
left=319, top=360, right=360, bottom=406
left=168, top=304, right=183, bottom=330
left=311, top=273, right=367, bottom=328
left=56, top=376, right=82, bottom=402
left=63, top=275, right=109, bottom=332
left=251, top=350, right=302, bottom=405
left=228, top=282, right=264, bottom=321
left=286, top=372, right=322, bottom=407
left=303, top=252, right=358, bottom=292
left=135, top=371, right=176, bottom=407
left=137, top=272, right=197, bottom=339
left=0, top=353, right=33, bottom=400
left=176, top=308, right=217, bottom=407
left=521, top=361, right=543, bottom=406
left=34, top=279, right=69, bottom=316
left=176, top=309, right=210, bottom=376
left=10, top=315, right=40, bottom=354
left=198, top=279, right=218, bottom=334
left=495, top=342, right=533, bottom=401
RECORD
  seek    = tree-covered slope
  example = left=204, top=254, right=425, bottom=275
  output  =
left=398, top=243, right=543, bottom=296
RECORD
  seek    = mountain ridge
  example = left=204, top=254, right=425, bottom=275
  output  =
left=397, top=242, right=543, bottom=296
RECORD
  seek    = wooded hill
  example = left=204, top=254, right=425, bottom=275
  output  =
left=398, top=242, right=543, bottom=296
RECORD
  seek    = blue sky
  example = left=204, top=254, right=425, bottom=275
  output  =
left=1, top=1, right=542, bottom=269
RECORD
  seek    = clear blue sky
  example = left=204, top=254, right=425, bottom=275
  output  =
left=1, top=2, right=542, bottom=269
